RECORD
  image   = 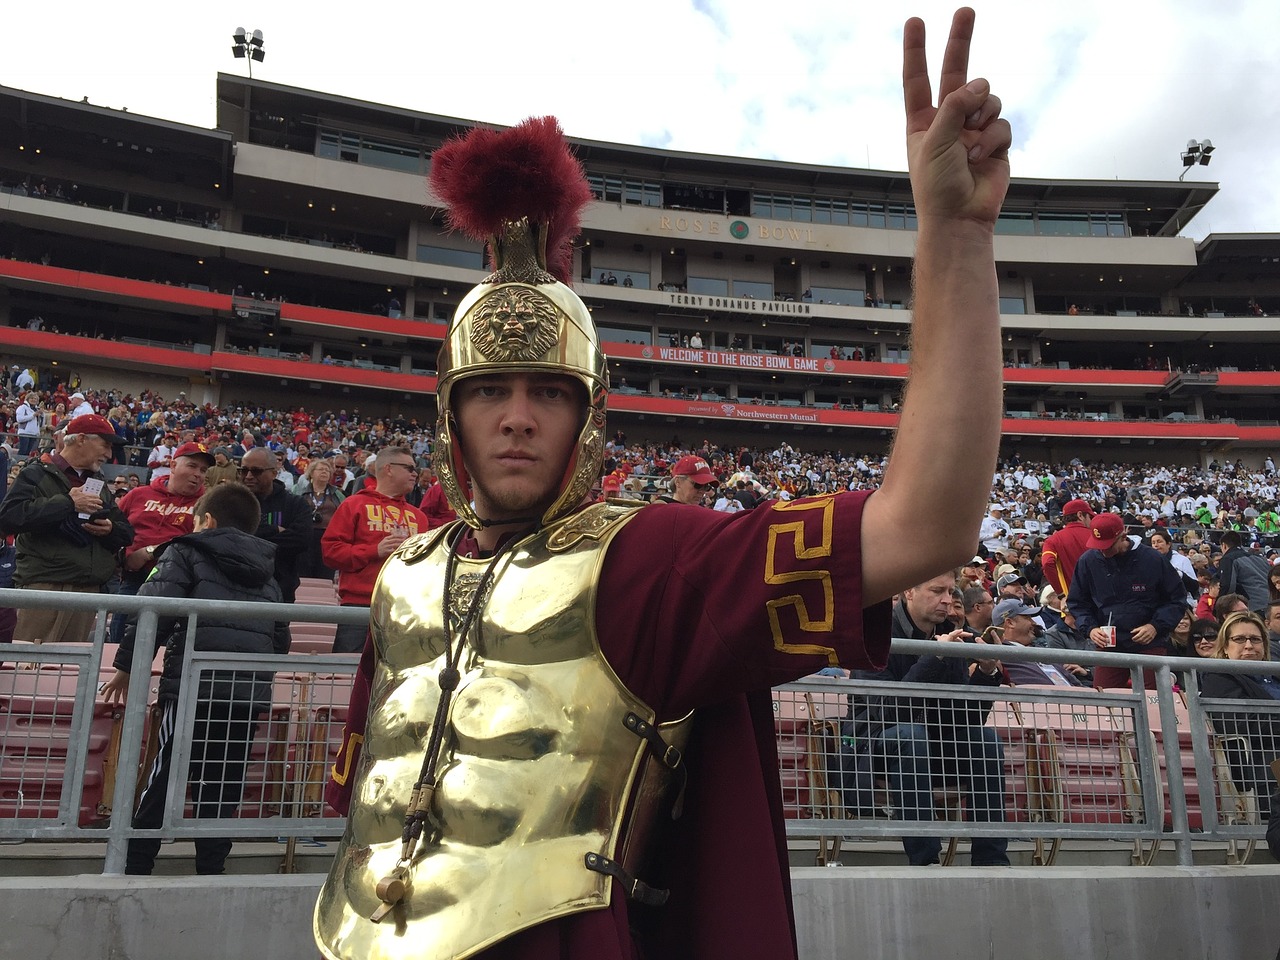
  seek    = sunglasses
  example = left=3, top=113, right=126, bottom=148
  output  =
left=237, top=465, right=273, bottom=476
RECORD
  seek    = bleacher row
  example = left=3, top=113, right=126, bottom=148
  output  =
left=773, top=681, right=1264, bottom=864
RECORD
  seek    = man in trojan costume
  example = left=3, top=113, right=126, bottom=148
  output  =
left=316, top=8, right=1010, bottom=958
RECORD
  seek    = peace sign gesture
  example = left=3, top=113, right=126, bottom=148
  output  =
left=903, top=8, right=1011, bottom=227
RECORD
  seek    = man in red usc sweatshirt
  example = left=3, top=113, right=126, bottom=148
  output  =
left=321, top=445, right=429, bottom=653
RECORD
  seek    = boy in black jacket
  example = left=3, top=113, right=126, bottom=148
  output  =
left=102, top=482, right=291, bottom=875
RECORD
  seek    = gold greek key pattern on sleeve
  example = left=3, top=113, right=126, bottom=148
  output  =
left=330, top=732, right=365, bottom=786
left=764, top=496, right=838, bottom=663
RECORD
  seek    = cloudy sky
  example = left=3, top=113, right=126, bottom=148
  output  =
left=6, top=0, right=1276, bottom=238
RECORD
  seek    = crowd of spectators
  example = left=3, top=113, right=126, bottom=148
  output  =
left=3, top=371, right=1280, bottom=616
left=3, top=369, right=1279, bottom=534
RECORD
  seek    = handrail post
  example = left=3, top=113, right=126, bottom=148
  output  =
left=1153, top=665, right=1193, bottom=865
left=1182, top=671, right=1222, bottom=842
left=102, top=607, right=161, bottom=875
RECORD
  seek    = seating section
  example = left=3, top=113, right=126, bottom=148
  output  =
left=1117, top=689, right=1199, bottom=831
left=0, top=663, right=121, bottom=825
left=780, top=687, right=1173, bottom=843
left=290, top=577, right=341, bottom=653
left=773, top=687, right=848, bottom=821
left=1015, top=693, right=1145, bottom=827
left=1, top=616, right=359, bottom=829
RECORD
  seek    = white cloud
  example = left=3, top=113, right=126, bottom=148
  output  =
left=4, top=0, right=1276, bottom=235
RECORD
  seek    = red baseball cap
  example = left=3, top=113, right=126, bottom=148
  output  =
left=1089, top=513, right=1126, bottom=550
left=173, top=441, right=216, bottom=465
left=1062, top=499, right=1095, bottom=518
left=602, top=475, right=621, bottom=491
left=671, top=455, right=717, bottom=484
left=65, top=414, right=124, bottom=443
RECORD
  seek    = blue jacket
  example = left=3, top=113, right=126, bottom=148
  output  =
left=848, top=601, right=1002, bottom=742
left=1067, top=542, right=1185, bottom=652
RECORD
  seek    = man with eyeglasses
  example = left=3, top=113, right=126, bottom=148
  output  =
left=1036, top=606, right=1094, bottom=685
left=993, top=598, right=1083, bottom=687
left=661, top=455, right=717, bottom=506
left=961, top=585, right=995, bottom=637
left=237, top=446, right=311, bottom=603
left=322, top=445, right=429, bottom=653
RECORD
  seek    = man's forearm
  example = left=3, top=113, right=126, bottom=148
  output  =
left=884, top=220, right=1001, bottom=553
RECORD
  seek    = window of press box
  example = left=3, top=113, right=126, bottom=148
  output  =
left=753, top=194, right=916, bottom=230
left=808, top=286, right=864, bottom=307
left=663, top=183, right=725, bottom=214
left=596, top=325, right=652, bottom=345
left=687, top=276, right=729, bottom=296
left=316, top=129, right=425, bottom=174
left=416, top=244, right=486, bottom=270
left=591, top=269, right=650, bottom=288
left=732, top=280, right=773, bottom=300
left=586, top=173, right=661, bottom=207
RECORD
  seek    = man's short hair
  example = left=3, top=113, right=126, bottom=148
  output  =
left=908, top=569, right=961, bottom=592
left=194, top=482, right=261, bottom=533
left=377, top=445, right=413, bottom=466
left=1214, top=593, right=1249, bottom=622
left=1220, top=530, right=1242, bottom=549
left=962, top=585, right=991, bottom=613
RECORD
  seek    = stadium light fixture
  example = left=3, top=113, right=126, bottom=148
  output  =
left=1179, top=139, right=1214, bottom=181
left=231, top=27, right=266, bottom=78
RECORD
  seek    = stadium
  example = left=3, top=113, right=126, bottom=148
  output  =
left=3, top=75, right=1279, bottom=466
left=1, top=75, right=1279, bottom=960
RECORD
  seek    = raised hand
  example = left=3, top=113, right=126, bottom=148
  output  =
left=903, top=8, right=1011, bottom=227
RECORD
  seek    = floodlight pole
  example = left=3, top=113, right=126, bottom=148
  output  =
left=231, top=27, right=266, bottom=79
left=1178, top=138, right=1215, bottom=181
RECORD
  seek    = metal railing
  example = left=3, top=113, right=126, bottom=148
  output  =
left=2, top=588, right=1277, bottom=874
left=775, top=639, right=1280, bottom=867
left=0, top=587, right=366, bottom=873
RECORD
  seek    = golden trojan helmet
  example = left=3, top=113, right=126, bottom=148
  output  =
left=428, top=118, right=607, bottom=529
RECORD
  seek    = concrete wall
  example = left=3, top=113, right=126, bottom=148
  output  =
left=792, top=866, right=1280, bottom=960
left=5, top=867, right=1279, bottom=960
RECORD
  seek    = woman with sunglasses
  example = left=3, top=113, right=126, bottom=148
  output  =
left=1175, top=616, right=1219, bottom=688
left=1198, top=611, right=1280, bottom=816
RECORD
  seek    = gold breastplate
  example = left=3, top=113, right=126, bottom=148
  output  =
left=315, top=502, right=685, bottom=960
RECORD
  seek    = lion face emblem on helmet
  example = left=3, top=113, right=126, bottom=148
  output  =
left=469, top=286, right=561, bottom=362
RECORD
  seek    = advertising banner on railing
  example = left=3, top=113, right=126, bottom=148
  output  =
left=604, top=341, right=906, bottom=378
left=609, top=394, right=896, bottom=427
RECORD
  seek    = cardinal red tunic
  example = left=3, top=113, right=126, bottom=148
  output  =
left=1040, top=521, right=1096, bottom=598
left=326, top=491, right=890, bottom=960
